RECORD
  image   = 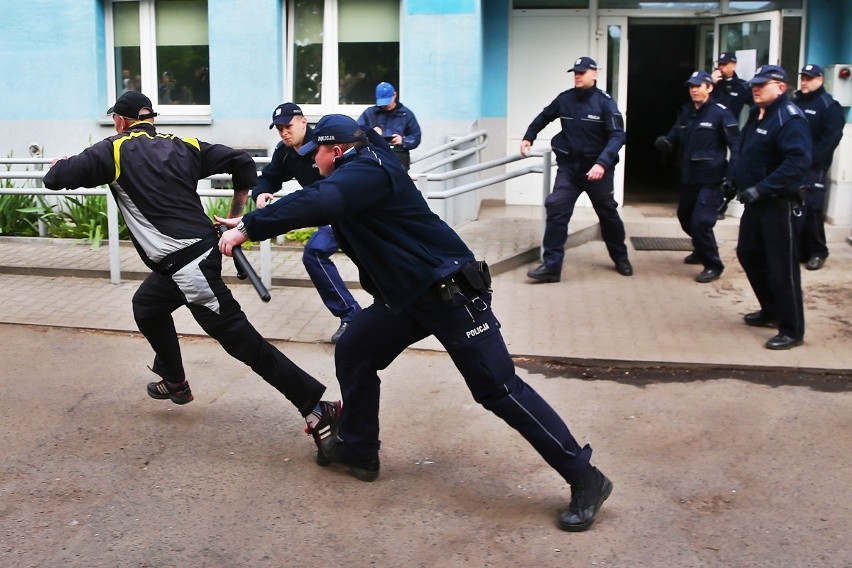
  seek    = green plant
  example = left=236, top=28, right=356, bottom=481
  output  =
left=0, top=195, right=42, bottom=236
left=41, top=194, right=130, bottom=248
left=203, top=196, right=314, bottom=244
left=282, top=226, right=317, bottom=244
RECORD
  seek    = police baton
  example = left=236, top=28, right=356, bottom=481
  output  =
left=217, top=225, right=271, bottom=303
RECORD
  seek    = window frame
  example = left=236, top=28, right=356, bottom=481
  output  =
left=105, top=0, right=211, bottom=118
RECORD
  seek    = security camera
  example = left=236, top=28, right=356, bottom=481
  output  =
left=28, top=143, right=43, bottom=157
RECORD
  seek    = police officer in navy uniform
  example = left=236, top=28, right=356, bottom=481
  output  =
left=655, top=70, right=739, bottom=283
left=733, top=65, right=812, bottom=350
left=521, top=56, right=632, bottom=282
left=254, top=102, right=362, bottom=343
left=218, top=114, right=613, bottom=532
left=357, top=82, right=421, bottom=171
left=711, top=52, right=753, bottom=121
left=792, top=64, right=846, bottom=271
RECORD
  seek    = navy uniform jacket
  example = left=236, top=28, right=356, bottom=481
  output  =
left=711, top=72, right=752, bottom=119
left=251, top=125, right=323, bottom=202
left=792, top=85, right=845, bottom=171
left=241, top=130, right=474, bottom=312
left=43, top=122, right=256, bottom=271
left=357, top=102, right=422, bottom=151
left=523, top=86, right=625, bottom=171
left=666, top=100, right=740, bottom=186
left=732, top=93, right=812, bottom=198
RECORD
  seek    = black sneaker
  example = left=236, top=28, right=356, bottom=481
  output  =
left=558, top=466, right=613, bottom=532
left=320, top=436, right=380, bottom=482
left=146, top=379, right=194, bottom=405
left=306, top=400, right=342, bottom=466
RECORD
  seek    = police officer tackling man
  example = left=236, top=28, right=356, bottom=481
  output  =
left=255, top=102, right=362, bottom=343
left=733, top=65, right=812, bottom=350
left=218, top=114, right=613, bottom=532
left=521, top=56, right=632, bottom=282
left=655, top=70, right=739, bottom=283
left=42, top=90, right=341, bottom=454
left=357, top=82, right=421, bottom=171
left=792, top=64, right=845, bottom=271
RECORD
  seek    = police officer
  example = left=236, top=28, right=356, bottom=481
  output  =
left=521, top=56, right=632, bottom=282
left=218, top=115, right=613, bottom=532
left=42, top=91, right=340, bottom=452
left=254, top=102, right=362, bottom=343
left=733, top=65, right=812, bottom=350
left=711, top=52, right=752, bottom=121
left=655, top=70, right=739, bottom=283
left=792, top=64, right=846, bottom=271
left=357, top=82, right=421, bottom=171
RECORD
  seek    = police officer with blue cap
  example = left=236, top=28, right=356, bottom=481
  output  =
left=733, top=65, right=812, bottom=350
left=521, top=56, right=632, bottom=282
left=357, top=82, right=421, bottom=170
left=711, top=52, right=752, bottom=121
left=792, top=64, right=846, bottom=271
left=218, top=114, right=613, bottom=532
left=655, top=70, right=739, bottom=283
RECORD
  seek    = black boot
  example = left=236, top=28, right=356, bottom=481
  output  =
left=558, top=466, right=613, bottom=532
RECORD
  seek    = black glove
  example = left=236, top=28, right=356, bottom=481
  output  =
left=654, top=136, right=673, bottom=153
left=736, top=186, right=761, bottom=205
left=720, top=178, right=736, bottom=201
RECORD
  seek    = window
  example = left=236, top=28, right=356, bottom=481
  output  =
left=289, top=0, right=400, bottom=109
left=107, top=0, right=210, bottom=114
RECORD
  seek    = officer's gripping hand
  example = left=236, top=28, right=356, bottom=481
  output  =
left=654, top=136, right=673, bottom=154
left=720, top=178, right=736, bottom=201
left=255, top=193, right=274, bottom=209
left=519, top=140, right=532, bottom=157
left=736, top=186, right=761, bottom=205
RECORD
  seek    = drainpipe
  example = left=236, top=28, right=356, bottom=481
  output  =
left=589, top=0, right=599, bottom=59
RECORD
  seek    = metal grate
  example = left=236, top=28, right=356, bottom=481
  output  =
left=630, top=237, right=693, bottom=251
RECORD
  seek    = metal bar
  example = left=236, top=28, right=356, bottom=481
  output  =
left=106, top=191, right=121, bottom=284
left=410, top=130, right=487, bottom=163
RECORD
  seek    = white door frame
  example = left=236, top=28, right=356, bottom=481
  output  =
left=596, top=16, right=629, bottom=207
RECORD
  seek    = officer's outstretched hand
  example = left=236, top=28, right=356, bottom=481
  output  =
left=519, top=140, right=532, bottom=157
left=586, top=164, right=605, bottom=181
left=654, top=136, right=673, bottom=154
left=736, top=186, right=761, bottom=205
left=255, top=193, right=274, bottom=208
left=214, top=215, right=246, bottom=257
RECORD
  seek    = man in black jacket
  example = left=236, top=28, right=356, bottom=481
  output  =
left=520, top=56, right=632, bottom=282
left=43, top=91, right=339, bottom=455
left=792, top=64, right=846, bottom=271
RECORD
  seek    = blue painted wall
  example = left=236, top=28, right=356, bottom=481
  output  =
left=482, top=0, right=509, bottom=118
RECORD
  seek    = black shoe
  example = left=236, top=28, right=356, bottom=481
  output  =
left=743, top=310, right=780, bottom=328
left=527, top=264, right=561, bottom=283
left=695, top=267, right=723, bottom=283
left=330, top=322, right=349, bottom=344
left=683, top=252, right=701, bottom=265
left=305, top=400, right=342, bottom=466
left=146, top=379, right=194, bottom=405
left=558, top=466, right=613, bottom=532
left=717, top=211, right=726, bottom=221
left=320, top=436, right=380, bottom=482
left=765, top=334, right=803, bottom=350
left=805, top=256, right=826, bottom=271
left=614, top=260, right=633, bottom=276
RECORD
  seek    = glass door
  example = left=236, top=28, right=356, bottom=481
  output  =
left=598, top=16, right=628, bottom=206
left=714, top=11, right=781, bottom=81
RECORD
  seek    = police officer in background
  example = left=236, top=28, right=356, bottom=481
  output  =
left=521, top=56, right=632, bottom=282
left=218, top=114, right=613, bottom=532
left=711, top=52, right=752, bottom=121
left=655, top=70, right=739, bottom=283
left=357, top=82, right=421, bottom=171
left=254, top=102, right=362, bottom=343
left=733, top=65, right=811, bottom=350
left=792, top=64, right=846, bottom=271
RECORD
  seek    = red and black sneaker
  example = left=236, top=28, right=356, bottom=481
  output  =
left=305, top=400, right=342, bottom=466
left=146, top=379, right=194, bottom=405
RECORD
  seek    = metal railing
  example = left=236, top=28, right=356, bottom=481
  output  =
left=1, top=142, right=552, bottom=285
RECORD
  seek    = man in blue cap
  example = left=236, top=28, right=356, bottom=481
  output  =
left=655, top=70, right=739, bottom=283
left=792, top=64, right=846, bottom=271
left=218, top=114, right=613, bottom=532
left=732, top=65, right=812, bottom=350
left=357, top=82, right=421, bottom=170
left=521, top=56, right=632, bottom=281
left=711, top=52, right=752, bottom=121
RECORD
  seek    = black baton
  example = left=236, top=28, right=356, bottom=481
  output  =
left=218, top=225, right=271, bottom=302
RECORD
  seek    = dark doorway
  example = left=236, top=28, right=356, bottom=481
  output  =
left=624, top=23, right=701, bottom=205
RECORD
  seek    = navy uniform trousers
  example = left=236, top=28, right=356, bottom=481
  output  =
left=132, top=246, right=325, bottom=416
left=677, top=183, right=725, bottom=270
left=736, top=198, right=805, bottom=340
left=542, top=162, right=628, bottom=271
left=334, top=289, right=593, bottom=486
left=799, top=168, right=830, bottom=261
left=302, top=225, right=362, bottom=323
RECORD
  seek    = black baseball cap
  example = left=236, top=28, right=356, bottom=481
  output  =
left=800, top=64, right=824, bottom=78
left=718, top=52, right=737, bottom=64
left=269, top=102, right=304, bottom=129
left=748, top=65, right=789, bottom=85
left=685, top=70, right=714, bottom=86
left=568, top=56, right=597, bottom=73
left=107, top=91, right=157, bottom=119
left=297, top=114, right=364, bottom=155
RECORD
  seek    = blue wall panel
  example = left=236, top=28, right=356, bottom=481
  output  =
left=482, top=0, right=508, bottom=118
